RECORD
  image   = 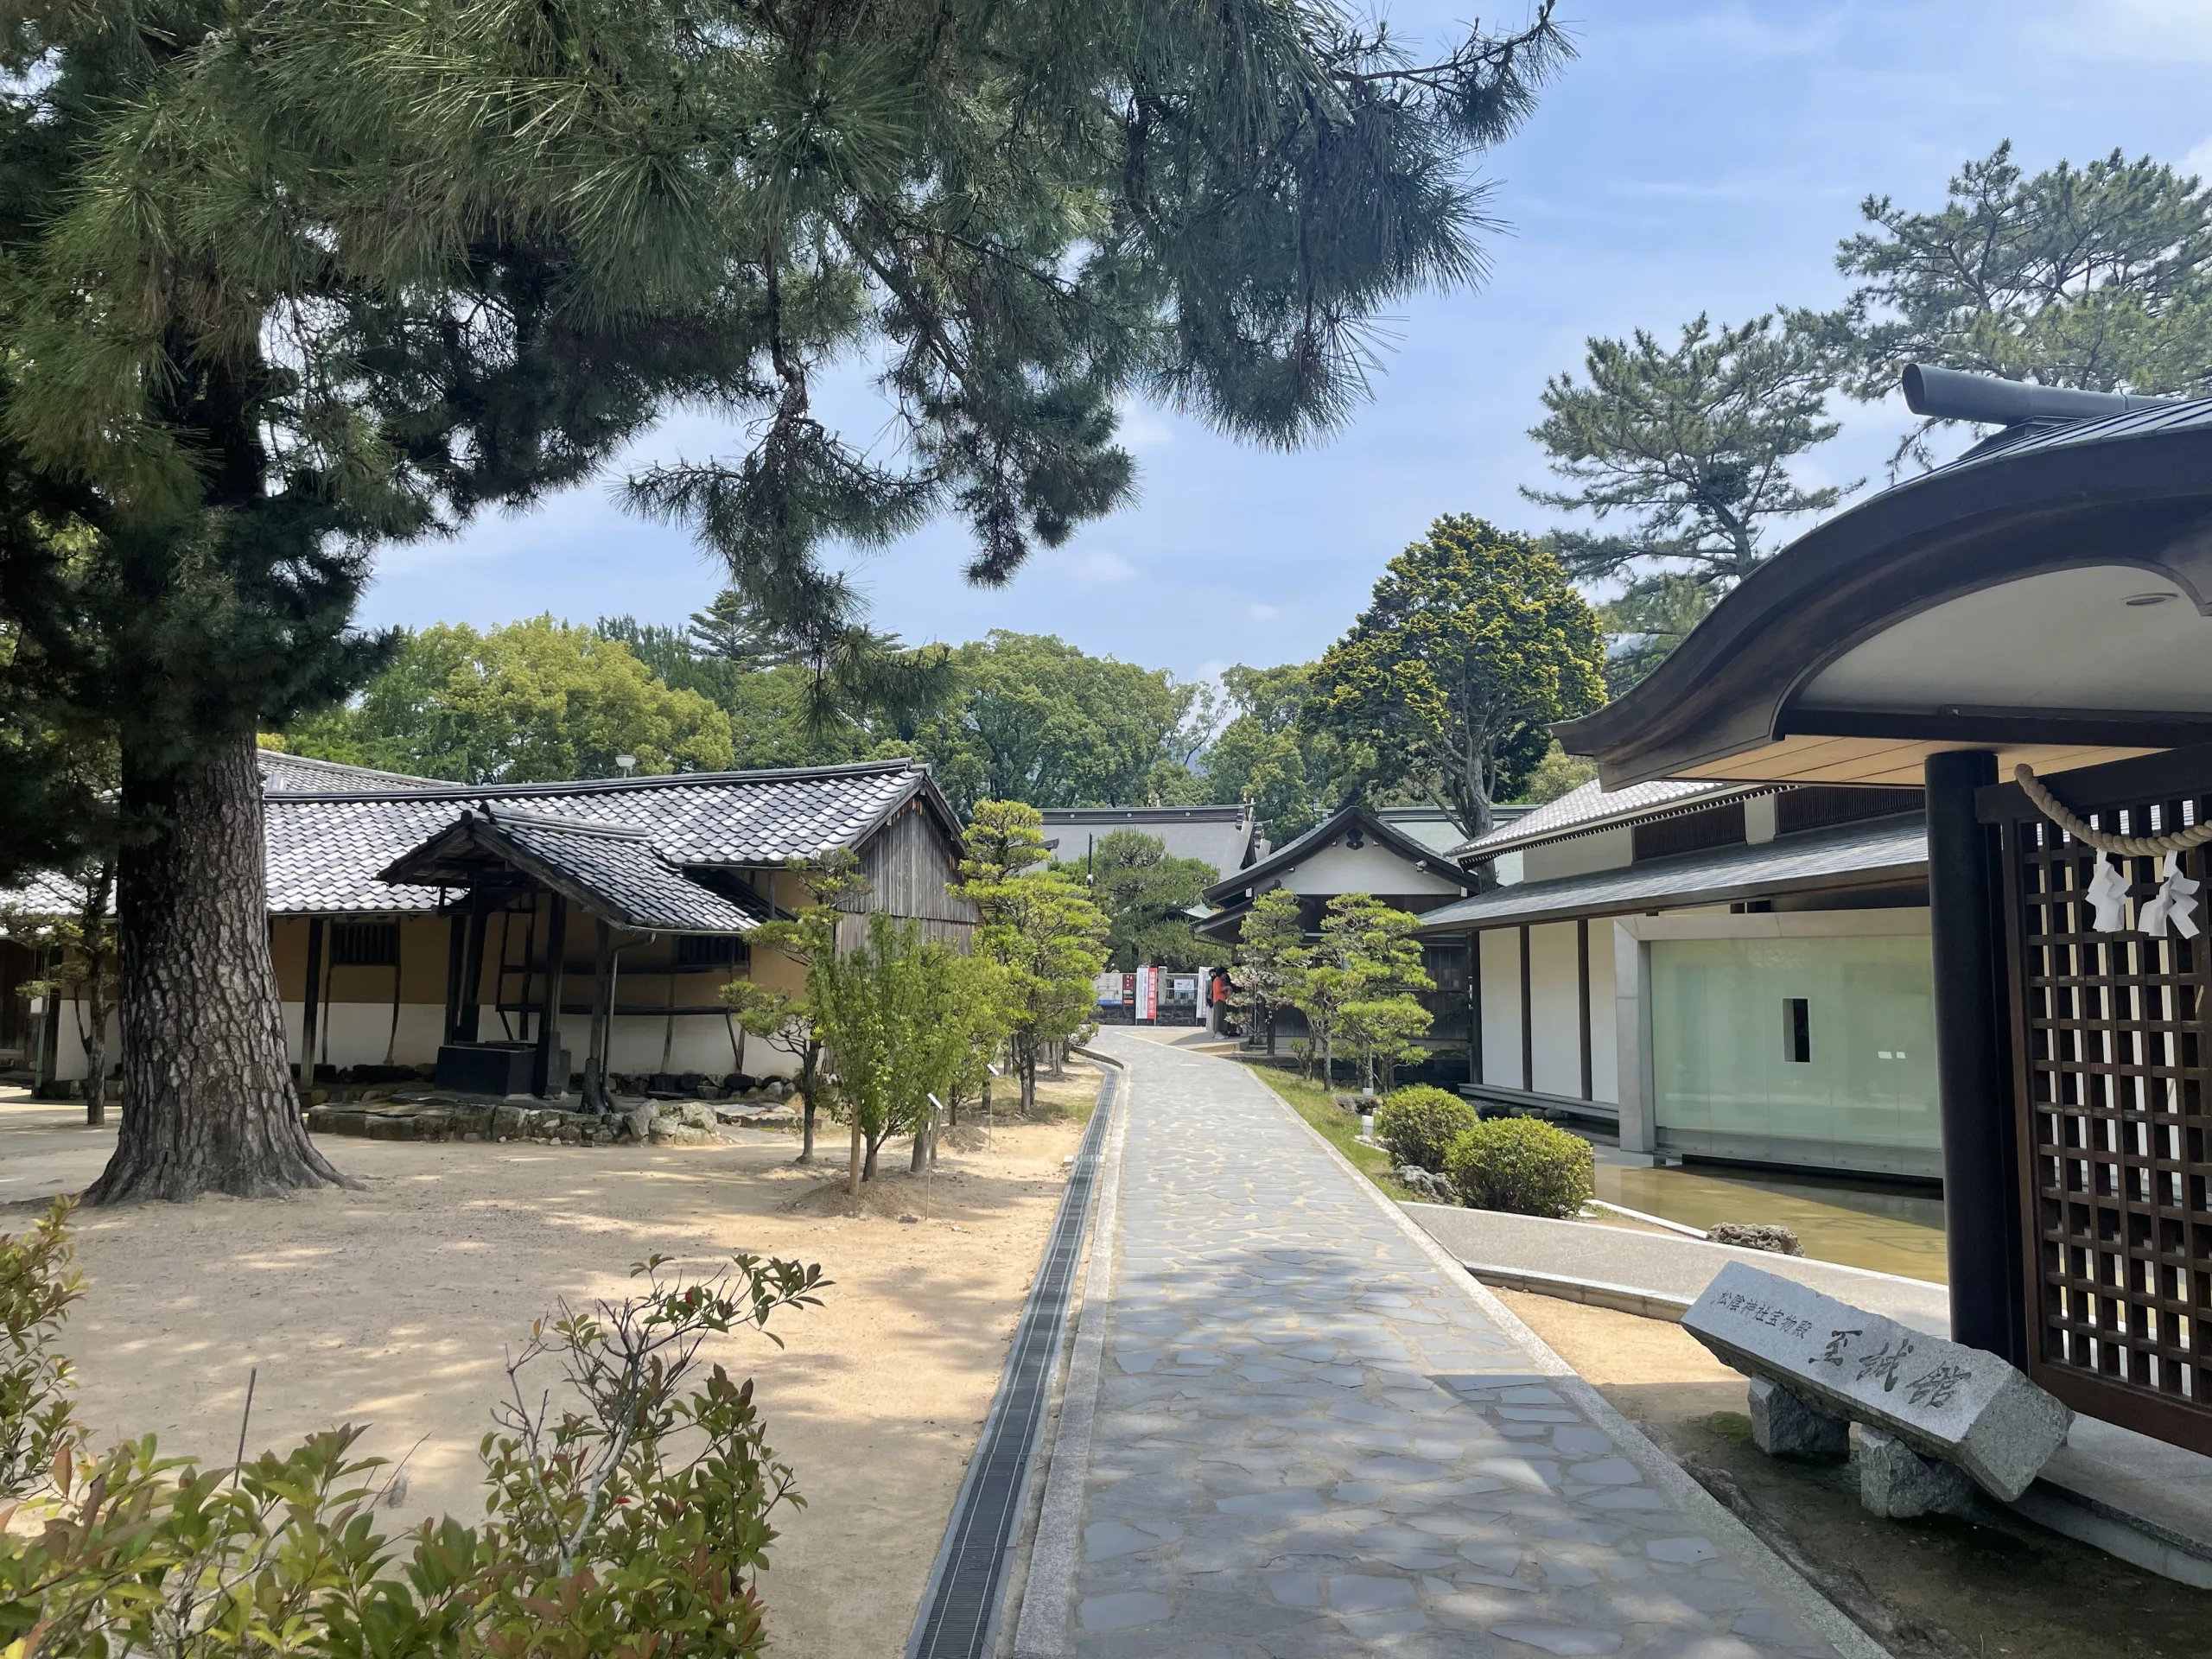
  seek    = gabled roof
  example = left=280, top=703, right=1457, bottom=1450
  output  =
left=1198, top=803, right=1468, bottom=907
left=263, top=760, right=952, bottom=915
left=0, top=871, right=93, bottom=924
left=1412, top=815, right=1927, bottom=934
left=1452, top=778, right=1758, bottom=858
left=1039, top=804, right=1261, bottom=879
left=378, top=808, right=764, bottom=935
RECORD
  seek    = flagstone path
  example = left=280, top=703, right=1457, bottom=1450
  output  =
left=1041, top=1033, right=1859, bottom=1659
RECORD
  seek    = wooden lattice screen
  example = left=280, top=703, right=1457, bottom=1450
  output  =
left=1999, top=775, right=2212, bottom=1453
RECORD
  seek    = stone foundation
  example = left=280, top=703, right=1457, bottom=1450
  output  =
left=305, top=1095, right=798, bottom=1147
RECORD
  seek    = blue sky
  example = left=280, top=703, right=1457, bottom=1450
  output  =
left=359, top=0, right=2212, bottom=685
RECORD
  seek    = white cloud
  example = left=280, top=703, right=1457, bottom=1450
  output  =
left=1068, top=550, right=1137, bottom=588
left=1247, top=602, right=1279, bottom=620
left=2031, top=0, right=2212, bottom=62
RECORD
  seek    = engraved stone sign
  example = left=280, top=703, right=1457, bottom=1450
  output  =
left=1682, top=1262, right=2071, bottom=1501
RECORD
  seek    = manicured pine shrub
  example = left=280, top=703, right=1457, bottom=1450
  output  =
left=1444, top=1117, right=1596, bottom=1218
left=1372, top=1084, right=1481, bottom=1173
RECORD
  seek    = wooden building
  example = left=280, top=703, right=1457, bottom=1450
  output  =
left=7, top=753, right=972, bottom=1097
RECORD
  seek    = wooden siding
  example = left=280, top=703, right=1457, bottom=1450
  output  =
left=847, top=796, right=976, bottom=949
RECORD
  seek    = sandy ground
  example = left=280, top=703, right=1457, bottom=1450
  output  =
left=1497, top=1288, right=2212, bottom=1658
left=0, top=1076, right=1097, bottom=1659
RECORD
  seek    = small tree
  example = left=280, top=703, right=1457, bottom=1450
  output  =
left=1344, top=995, right=1435, bottom=1093
left=733, top=852, right=873, bottom=1165
left=809, top=912, right=946, bottom=1195
left=1310, top=518, right=1606, bottom=846
left=3, top=862, right=118, bottom=1126
left=954, top=802, right=1109, bottom=1111
left=907, top=950, right=1010, bottom=1166
left=1229, top=887, right=1306, bottom=1056
left=1287, top=893, right=1433, bottom=1090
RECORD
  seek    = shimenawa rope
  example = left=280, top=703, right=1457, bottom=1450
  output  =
left=2012, top=763, right=2212, bottom=857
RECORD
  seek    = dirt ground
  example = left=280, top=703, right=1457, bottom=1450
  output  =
left=3, top=1065, right=1103, bottom=1659
left=1497, top=1287, right=2212, bottom=1659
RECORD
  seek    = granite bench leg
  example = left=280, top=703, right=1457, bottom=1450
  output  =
left=1858, top=1427, right=1974, bottom=1519
left=1750, top=1377, right=1850, bottom=1463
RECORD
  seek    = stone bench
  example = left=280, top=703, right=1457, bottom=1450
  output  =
left=1683, top=1261, right=2072, bottom=1518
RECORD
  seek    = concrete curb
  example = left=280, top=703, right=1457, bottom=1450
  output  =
left=1007, top=1050, right=1132, bottom=1659
left=1463, top=1260, right=1697, bottom=1323
left=1258, top=1078, right=1896, bottom=1659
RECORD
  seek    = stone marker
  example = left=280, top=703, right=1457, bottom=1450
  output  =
left=1857, top=1427, right=1974, bottom=1519
left=1747, top=1377, right=1848, bottom=1462
left=1683, top=1262, right=2070, bottom=1502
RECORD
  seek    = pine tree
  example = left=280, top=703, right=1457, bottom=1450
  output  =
left=1, top=0, right=1564, bottom=1199
left=1228, top=887, right=1306, bottom=1057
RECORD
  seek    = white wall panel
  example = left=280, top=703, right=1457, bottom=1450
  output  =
left=1478, top=928, right=1522, bottom=1089
left=1587, top=924, right=1618, bottom=1105
left=1527, top=922, right=1583, bottom=1098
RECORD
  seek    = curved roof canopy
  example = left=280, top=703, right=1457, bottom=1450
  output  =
left=1556, top=390, right=2212, bottom=788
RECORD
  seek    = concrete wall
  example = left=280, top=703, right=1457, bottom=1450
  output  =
left=1477, top=928, right=1522, bottom=1089
left=1526, top=922, right=1583, bottom=1098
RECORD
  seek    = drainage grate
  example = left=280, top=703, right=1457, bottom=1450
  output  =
left=906, top=1066, right=1118, bottom=1659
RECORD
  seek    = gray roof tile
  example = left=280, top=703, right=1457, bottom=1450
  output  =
left=265, top=760, right=933, bottom=915
left=1415, top=815, right=1926, bottom=932
left=1452, top=778, right=1746, bottom=857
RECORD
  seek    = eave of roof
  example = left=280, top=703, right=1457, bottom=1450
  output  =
left=1411, top=815, right=1927, bottom=934
left=1450, top=779, right=1760, bottom=858
left=1554, top=400, right=2212, bottom=788
left=1198, top=804, right=1468, bottom=906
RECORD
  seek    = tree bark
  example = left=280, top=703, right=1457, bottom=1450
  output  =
left=846, top=1116, right=862, bottom=1198
left=86, top=736, right=355, bottom=1203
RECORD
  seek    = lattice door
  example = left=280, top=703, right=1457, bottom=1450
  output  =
left=2002, top=786, right=2212, bottom=1452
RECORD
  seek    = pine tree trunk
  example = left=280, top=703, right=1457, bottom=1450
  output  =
left=86, top=737, right=354, bottom=1203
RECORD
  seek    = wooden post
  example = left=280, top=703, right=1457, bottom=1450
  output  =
left=1926, top=749, right=2024, bottom=1363
left=1577, top=918, right=1592, bottom=1102
left=531, top=895, right=568, bottom=1099
left=584, top=918, right=614, bottom=1110
left=443, top=902, right=467, bottom=1044
left=1468, top=929, right=1483, bottom=1086
left=1518, top=923, right=1533, bottom=1094
left=299, top=918, right=325, bottom=1086
left=456, top=893, right=490, bottom=1044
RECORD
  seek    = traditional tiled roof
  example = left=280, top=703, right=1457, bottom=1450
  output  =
left=1451, top=778, right=1754, bottom=858
left=0, top=871, right=93, bottom=924
left=1413, top=816, right=1926, bottom=933
left=1040, top=804, right=1260, bottom=879
left=379, top=808, right=765, bottom=935
left=263, top=760, right=942, bottom=915
left=255, top=750, right=445, bottom=793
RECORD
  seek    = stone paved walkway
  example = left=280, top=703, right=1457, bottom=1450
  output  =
left=1047, top=1035, right=1853, bottom=1659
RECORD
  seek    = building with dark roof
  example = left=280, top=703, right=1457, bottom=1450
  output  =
left=1038, top=804, right=1262, bottom=880
left=4, top=752, right=971, bottom=1097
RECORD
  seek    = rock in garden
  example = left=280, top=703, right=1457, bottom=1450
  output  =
left=1857, top=1427, right=1974, bottom=1519
left=1395, top=1165, right=1452, bottom=1202
left=1709, top=1223, right=1804, bottom=1255
left=1683, top=1262, right=2069, bottom=1501
left=624, top=1105, right=656, bottom=1143
left=1748, top=1377, right=1848, bottom=1462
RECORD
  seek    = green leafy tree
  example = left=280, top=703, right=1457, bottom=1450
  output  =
left=1084, top=830, right=1225, bottom=971
left=1311, top=518, right=1605, bottom=845
left=1525, top=312, right=1857, bottom=601
left=903, top=947, right=1011, bottom=1168
left=1199, top=664, right=1371, bottom=843
left=1286, top=893, right=1431, bottom=1091
left=1, top=0, right=1563, bottom=1202
left=918, top=633, right=1218, bottom=815
left=734, top=851, right=873, bottom=1165
left=1835, top=143, right=2212, bottom=469
left=290, top=618, right=734, bottom=783
left=954, top=801, right=1110, bottom=1110
left=1228, top=887, right=1306, bottom=1057
left=808, top=911, right=939, bottom=1194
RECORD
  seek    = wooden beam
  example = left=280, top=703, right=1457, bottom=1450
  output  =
left=1518, top=924, right=1533, bottom=1095
left=1577, top=918, right=1592, bottom=1103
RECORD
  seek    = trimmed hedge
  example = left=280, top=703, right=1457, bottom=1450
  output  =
left=1372, top=1085, right=1480, bottom=1173
left=1444, top=1117, right=1595, bottom=1218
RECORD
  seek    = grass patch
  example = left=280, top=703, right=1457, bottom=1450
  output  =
left=1243, top=1064, right=1413, bottom=1200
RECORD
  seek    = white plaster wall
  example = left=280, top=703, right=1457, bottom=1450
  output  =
left=1276, top=840, right=1464, bottom=896
left=43, top=1001, right=120, bottom=1083
left=275, top=1003, right=793, bottom=1079
left=1477, top=928, right=1522, bottom=1088
left=1520, top=827, right=1634, bottom=884
left=1587, top=925, right=1618, bottom=1105
left=1526, top=922, right=1583, bottom=1098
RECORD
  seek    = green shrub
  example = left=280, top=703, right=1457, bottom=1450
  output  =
left=1372, top=1085, right=1480, bottom=1172
left=1444, top=1117, right=1595, bottom=1218
left=0, top=1221, right=826, bottom=1659
left=0, top=1198, right=84, bottom=1501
